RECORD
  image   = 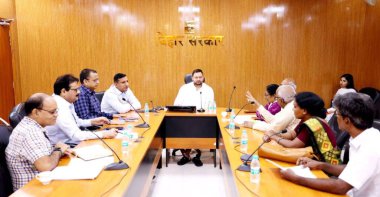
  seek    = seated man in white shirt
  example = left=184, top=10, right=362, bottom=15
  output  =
left=244, top=85, right=300, bottom=139
left=174, top=69, right=214, bottom=167
left=101, top=73, right=141, bottom=114
left=46, top=74, right=117, bottom=145
left=6, top=93, right=70, bottom=190
left=280, top=93, right=380, bottom=196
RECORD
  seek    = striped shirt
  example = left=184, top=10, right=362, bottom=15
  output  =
left=5, top=117, right=53, bottom=191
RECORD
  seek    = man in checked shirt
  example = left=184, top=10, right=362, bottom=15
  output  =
left=6, top=93, right=70, bottom=191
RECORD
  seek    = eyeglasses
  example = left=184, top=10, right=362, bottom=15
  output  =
left=38, top=108, right=59, bottom=115
left=70, top=87, right=80, bottom=92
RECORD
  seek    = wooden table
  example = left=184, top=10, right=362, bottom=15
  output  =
left=12, top=108, right=346, bottom=196
left=158, top=111, right=220, bottom=167
left=215, top=108, right=345, bottom=197
left=11, top=111, right=166, bottom=197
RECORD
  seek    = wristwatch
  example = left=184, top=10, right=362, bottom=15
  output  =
left=53, top=147, right=63, bottom=156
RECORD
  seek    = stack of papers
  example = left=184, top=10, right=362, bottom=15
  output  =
left=234, top=115, right=256, bottom=125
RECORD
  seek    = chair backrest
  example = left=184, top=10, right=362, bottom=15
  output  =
left=373, top=119, right=380, bottom=130
left=184, top=73, right=205, bottom=84
left=9, top=103, right=26, bottom=129
left=95, top=91, right=105, bottom=103
left=0, top=125, right=13, bottom=196
left=184, top=74, right=192, bottom=84
left=359, top=87, right=380, bottom=119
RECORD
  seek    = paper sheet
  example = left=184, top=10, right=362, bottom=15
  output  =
left=265, top=159, right=316, bottom=179
left=51, top=157, right=114, bottom=180
left=234, top=115, right=256, bottom=125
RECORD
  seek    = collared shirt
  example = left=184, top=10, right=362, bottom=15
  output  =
left=46, top=94, right=103, bottom=145
left=101, top=85, right=141, bottom=114
left=253, top=100, right=300, bottom=132
left=339, top=128, right=380, bottom=197
left=6, top=117, right=53, bottom=191
left=174, top=82, right=214, bottom=110
left=74, top=85, right=113, bottom=119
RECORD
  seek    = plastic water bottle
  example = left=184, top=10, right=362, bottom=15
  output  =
left=229, top=116, right=235, bottom=137
left=144, top=103, right=149, bottom=117
left=230, top=109, right=236, bottom=119
left=207, top=101, right=213, bottom=113
left=212, top=100, right=217, bottom=114
left=121, top=130, right=129, bottom=154
left=126, top=125, right=134, bottom=143
left=240, top=130, right=248, bottom=153
left=250, top=155, right=260, bottom=184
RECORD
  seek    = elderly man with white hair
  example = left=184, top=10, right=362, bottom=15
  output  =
left=244, top=85, right=300, bottom=139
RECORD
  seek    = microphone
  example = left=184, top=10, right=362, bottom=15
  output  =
left=237, top=130, right=287, bottom=172
left=224, top=101, right=254, bottom=129
left=197, top=91, right=205, bottom=113
left=89, top=131, right=129, bottom=170
left=123, top=98, right=150, bottom=128
left=226, top=86, right=236, bottom=112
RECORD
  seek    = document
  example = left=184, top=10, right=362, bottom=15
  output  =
left=51, top=157, right=114, bottom=180
left=234, top=115, right=256, bottom=125
left=265, top=159, right=316, bottom=179
left=73, top=145, right=113, bottom=161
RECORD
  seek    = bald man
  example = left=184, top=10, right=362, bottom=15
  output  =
left=245, top=85, right=300, bottom=139
left=281, top=78, right=297, bottom=91
left=6, top=93, right=70, bottom=190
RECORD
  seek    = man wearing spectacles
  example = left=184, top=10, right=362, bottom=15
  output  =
left=281, top=93, right=380, bottom=196
left=74, top=68, right=117, bottom=120
left=6, top=93, right=70, bottom=190
left=244, top=85, right=300, bottom=139
left=46, top=74, right=117, bottom=145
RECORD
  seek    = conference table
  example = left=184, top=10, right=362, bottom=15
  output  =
left=12, top=108, right=345, bottom=197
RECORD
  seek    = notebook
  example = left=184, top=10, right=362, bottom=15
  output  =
left=73, top=145, right=113, bottom=161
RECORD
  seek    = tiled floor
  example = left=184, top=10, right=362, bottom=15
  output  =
left=148, top=150, right=227, bottom=197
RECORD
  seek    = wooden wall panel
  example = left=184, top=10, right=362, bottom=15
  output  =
left=0, top=0, right=14, bottom=18
left=10, top=0, right=380, bottom=110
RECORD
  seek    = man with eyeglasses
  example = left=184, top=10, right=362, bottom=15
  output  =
left=280, top=93, right=380, bottom=196
left=74, top=68, right=116, bottom=120
left=6, top=93, right=70, bottom=190
left=46, top=74, right=117, bottom=146
left=244, top=85, right=300, bottom=139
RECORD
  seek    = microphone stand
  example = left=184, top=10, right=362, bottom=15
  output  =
left=123, top=98, right=150, bottom=128
left=197, top=91, right=205, bottom=113
left=224, top=101, right=254, bottom=129
left=237, top=130, right=287, bottom=172
left=226, top=86, right=236, bottom=112
left=89, top=131, right=129, bottom=170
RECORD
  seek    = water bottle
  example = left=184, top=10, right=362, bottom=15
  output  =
left=212, top=100, right=217, bottom=114
left=126, top=125, right=134, bottom=143
left=250, top=155, right=260, bottom=184
left=240, top=130, right=248, bottom=153
left=144, top=103, right=149, bottom=117
left=229, top=115, right=235, bottom=137
left=121, top=130, right=129, bottom=154
left=207, top=101, right=212, bottom=113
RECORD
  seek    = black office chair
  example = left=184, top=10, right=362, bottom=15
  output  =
left=9, top=103, right=26, bottom=129
left=95, top=91, right=105, bottom=103
left=328, top=113, right=350, bottom=164
left=0, top=125, right=13, bottom=196
left=359, top=87, right=380, bottom=119
left=373, top=119, right=380, bottom=130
